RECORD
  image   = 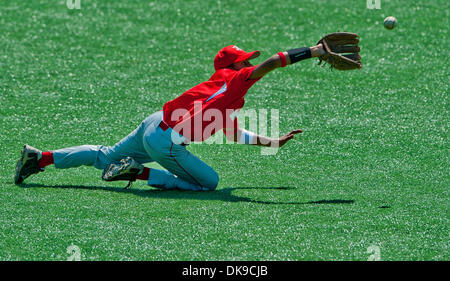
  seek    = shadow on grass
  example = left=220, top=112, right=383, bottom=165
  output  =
left=18, top=183, right=354, bottom=206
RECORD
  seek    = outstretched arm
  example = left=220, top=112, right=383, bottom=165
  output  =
left=225, top=127, right=303, bottom=148
left=248, top=44, right=326, bottom=79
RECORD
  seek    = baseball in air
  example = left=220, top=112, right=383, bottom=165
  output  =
left=384, top=16, right=398, bottom=30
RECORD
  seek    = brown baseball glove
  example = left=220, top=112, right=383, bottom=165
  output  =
left=318, top=32, right=362, bottom=70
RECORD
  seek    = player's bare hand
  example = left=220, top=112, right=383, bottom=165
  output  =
left=276, top=129, right=303, bottom=148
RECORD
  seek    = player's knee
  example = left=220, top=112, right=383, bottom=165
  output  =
left=93, top=145, right=114, bottom=170
left=203, top=171, right=219, bottom=191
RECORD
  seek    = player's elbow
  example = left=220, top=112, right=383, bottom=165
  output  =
left=249, top=55, right=280, bottom=79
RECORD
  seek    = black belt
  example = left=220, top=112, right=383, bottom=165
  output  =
left=159, top=121, right=189, bottom=146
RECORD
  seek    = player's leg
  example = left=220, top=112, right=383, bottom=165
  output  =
left=103, top=114, right=157, bottom=165
left=52, top=145, right=120, bottom=169
left=14, top=144, right=138, bottom=184
left=14, top=114, right=159, bottom=184
left=141, top=118, right=219, bottom=191
left=149, top=143, right=219, bottom=191
left=100, top=111, right=219, bottom=191
left=104, top=149, right=219, bottom=191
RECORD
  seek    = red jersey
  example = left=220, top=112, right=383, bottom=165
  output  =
left=162, top=66, right=261, bottom=142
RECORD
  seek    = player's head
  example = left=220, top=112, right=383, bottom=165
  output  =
left=231, top=59, right=253, bottom=70
left=214, top=45, right=260, bottom=71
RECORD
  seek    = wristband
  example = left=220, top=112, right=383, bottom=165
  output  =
left=238, top=129, right=255, bottom=145
left=287, top=47, right=311, bottom=64
left=277, top=52, right=287, bottom=67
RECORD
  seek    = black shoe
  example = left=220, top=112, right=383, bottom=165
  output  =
left=102, top=157, right=144, bottom=188
left=14, top=145, right=44, bottom=184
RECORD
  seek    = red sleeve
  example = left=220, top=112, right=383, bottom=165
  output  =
left=235, top=66, right=262, bottom=85
left=226, top=66, right=262, bottom=100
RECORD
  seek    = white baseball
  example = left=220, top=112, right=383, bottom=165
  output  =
left=384, top=16, right=398, bottom=30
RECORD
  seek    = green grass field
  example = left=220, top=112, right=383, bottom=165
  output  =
left=0, top=0, right=448, bottom=260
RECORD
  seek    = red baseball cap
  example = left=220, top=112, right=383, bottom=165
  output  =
left=214, top=45, right=260, bottom=70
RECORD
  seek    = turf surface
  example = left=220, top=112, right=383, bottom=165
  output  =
left=0, top=0, right=448, bottom=260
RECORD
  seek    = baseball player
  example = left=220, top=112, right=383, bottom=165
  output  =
left=14, top=34, right=361, bottom=191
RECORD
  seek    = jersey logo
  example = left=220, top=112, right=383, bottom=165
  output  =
left=205, top=83, right=227, bottom=102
